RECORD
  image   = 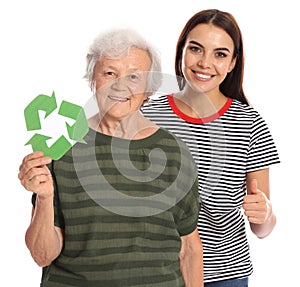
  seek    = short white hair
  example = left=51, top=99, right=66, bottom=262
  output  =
left=84, top=28, right=162, bottom=95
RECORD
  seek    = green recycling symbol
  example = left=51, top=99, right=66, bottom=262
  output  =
left=24, top=91, right=89, bottom=160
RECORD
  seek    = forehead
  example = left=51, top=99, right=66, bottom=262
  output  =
left=98, top=47, right=152, bottom=70
left=187, top=23, right=234, bottom=49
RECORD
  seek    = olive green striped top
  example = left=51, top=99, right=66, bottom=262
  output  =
left=33, top=128, right=200, bottom=287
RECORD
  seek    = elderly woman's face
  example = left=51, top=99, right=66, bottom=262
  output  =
left=94, top=47, right=151, bottom=120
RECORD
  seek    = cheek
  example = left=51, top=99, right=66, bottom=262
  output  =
left=128, top=82, right=147, bottom=95
left=218, top=61, right=233, bottom=73
left=181, top=56, right=195, bottom=80
left=95, top=78, right=108, bottom=90
left=182, top=52, right=196, bottom=69
left=131, top=95, right=147, bottom=109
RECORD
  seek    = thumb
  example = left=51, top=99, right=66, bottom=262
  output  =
left=248, top=178, right=260, bottom=194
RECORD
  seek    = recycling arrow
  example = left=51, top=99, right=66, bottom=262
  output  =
left=24, top=91, right=89, bottom=160
left=24, top=91, right=57, bottom=131
left=25, top=134, right=72, bottom=160
left=58, top=100, right=89, bottom=143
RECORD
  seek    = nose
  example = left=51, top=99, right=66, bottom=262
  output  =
left=111, top=76, right=128, bottom=91
left=197, top=53, right=211, bottom=68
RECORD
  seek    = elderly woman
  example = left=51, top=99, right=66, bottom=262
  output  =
left=18, top=28, right=203, bottom=287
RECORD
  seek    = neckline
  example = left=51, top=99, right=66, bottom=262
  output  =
left=167, top=94, right=233, bottom=124
left=87, top=127, right=166, bottom=149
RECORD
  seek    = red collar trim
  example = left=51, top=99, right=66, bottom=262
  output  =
left=167, top=94, right=233, bottom=124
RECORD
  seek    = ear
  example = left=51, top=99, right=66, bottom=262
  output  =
left=228, top=57, right=237, bottom=73
left=90, top=80, right=96, bottom=92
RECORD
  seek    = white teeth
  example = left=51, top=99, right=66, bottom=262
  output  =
left=196, top=73, right=211, bottom=79
left=108, top=95, right=129, bottom=101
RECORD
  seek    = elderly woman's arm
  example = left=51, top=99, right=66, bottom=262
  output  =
left=180, top=228, right=203, bottom=287
left=19, top=151, right=64, bottom=267
left=26, top=203, right=64, bottom=267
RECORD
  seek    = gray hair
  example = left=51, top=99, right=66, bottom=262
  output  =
left=84, top=28, right=162, bottom=95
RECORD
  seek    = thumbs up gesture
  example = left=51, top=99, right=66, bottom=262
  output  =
left=243, top=179, right=272, bottom=224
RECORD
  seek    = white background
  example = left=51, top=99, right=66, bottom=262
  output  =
left=1, top=0, right=298, bottom=286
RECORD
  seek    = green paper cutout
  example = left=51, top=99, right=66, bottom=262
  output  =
left=25, top=134, right=72, bottom=160
left=24, top=91, right=89, bottom=160
left=58, top=100, right=88, bottom=143
left=24, top=92, right=57, bottom=131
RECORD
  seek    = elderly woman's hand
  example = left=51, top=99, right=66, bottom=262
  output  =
left=18, top=151, right=54, bottom=199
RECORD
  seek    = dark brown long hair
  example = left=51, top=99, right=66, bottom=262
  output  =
left=175, top=9, right=249, bottom=105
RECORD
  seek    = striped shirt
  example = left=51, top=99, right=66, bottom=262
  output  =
left=141, top=95, right=280, bottom=283
left=32, top=127, right=200, bottom=287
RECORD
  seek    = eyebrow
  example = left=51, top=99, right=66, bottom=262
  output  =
left=188, top=40, right=231, bottom=53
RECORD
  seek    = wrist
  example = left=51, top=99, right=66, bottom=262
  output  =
left=36, top=191, right=54, bottom=203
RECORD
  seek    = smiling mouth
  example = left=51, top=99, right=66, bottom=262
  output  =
left=194, top=72, right=214, bottom=79
left=108, top=95, right=130, bottom=102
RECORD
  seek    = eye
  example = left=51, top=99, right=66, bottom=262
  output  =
left=189, top=45, right=202, bottom=54
left=129, top=74, right=138, bottom=80
left=215, top=51, right=228, bottom=58
left=127, top=73, right=141, bottom=82
left=105, top=71, right=116, bottom=77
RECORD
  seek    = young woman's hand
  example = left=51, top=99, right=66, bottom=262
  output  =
left=243, top=179, right=272, bottom=224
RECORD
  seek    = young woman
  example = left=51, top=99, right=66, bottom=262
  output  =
left=142, top=9, right=280, bottom=287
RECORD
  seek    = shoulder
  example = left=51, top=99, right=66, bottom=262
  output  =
left=142, top=94, right=170, bottom=111
left=158, top=127, right=187, bottom=146
left=226, top=99, right=270, bottom=127
left=226, top=100, right=273, bottom=132
left=228, top=99, right=260, bottom=118
left=157, top=128, right=196, bottom=161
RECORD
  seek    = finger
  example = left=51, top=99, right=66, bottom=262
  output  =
left=22, top=174, right=52, bottom=192
left=248, top=178, right=260, bottom=194
left=18, top=162, right=51, bottom=186
left=246, top=215, right=265, bottom=224
left=243, top=194, right=261, bottom=204
left=19, top=168, right=43, bottom=187
left=243, top=201, right=266, bottom=212
left=245, top=207, right=268, bottom=223
left=27, top=165, right=51, bottom=179
left=244, top=179, right=263, bottom=204
left=19, top=152, right=44, bottom=173
left=20, top=151, right=51, bottom=173
left=30, top=174, right=52, bottom=186
left=22, top=151, right=45, bottom=165
left=19, top=154, right=52, bottom=177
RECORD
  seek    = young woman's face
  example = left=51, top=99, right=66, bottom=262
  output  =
left=94, top=47, right=151, bottom=121
left=182, top=23, right=236, bottom=95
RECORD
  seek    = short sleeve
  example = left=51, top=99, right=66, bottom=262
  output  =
left=247, top=113, right=280, bottom=172
left=173, top=178, right=200, bottom=236
left=171, top=142, right=200, bottom=236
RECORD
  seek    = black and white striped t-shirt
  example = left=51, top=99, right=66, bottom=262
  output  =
left=141, top=95, right=280, bottom=283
